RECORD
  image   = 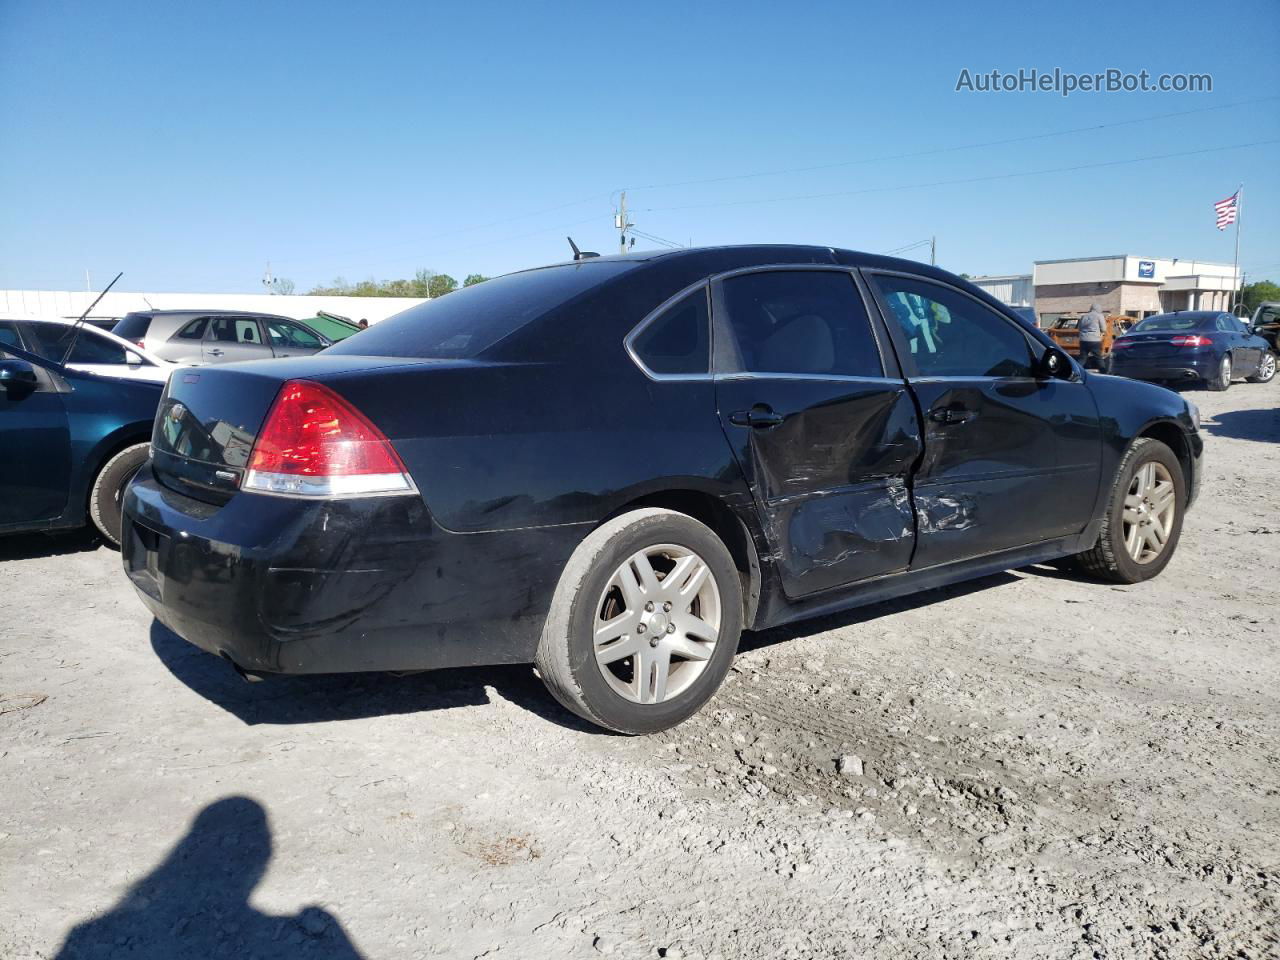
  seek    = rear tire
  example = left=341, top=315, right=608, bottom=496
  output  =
left=89, top=442, right=150, bottom=547
left=1247, top=351, right=1276, bottom=384
left=1072, top=437, right=1185, bottom=584
left=535, top=508, right=743, bottom=735
left=1207, top=353, right=1232, bottom=391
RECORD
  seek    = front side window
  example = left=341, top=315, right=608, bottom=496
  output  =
left=265, top=319, right=324, bottom=350
left=718, top=270, right=882, bottom=377
left=872, top=275, right=1034, bottom=378
left=630, top=287, right=709, bottom=375
left=208, top=317, right=264, bottom=345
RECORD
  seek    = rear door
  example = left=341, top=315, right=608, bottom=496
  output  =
left=203, top=316, right=273, bottom=363
left=864, top=271, right=1101, bottom=569
left=711, top=267, right=921, bottom=599
left=0, top=325, right=71, bottom=526
left=262, top=317, right=329, bottom=357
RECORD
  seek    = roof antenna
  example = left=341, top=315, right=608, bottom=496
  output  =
left=567, top=236, right=599, bottom=261
left=60, top=271, right=123, bottom=366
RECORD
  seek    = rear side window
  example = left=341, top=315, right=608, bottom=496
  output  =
left=0, top=320, right=22, bottom=353
left=327, top=260, right=639, bottom=359
left=112, top=314, right=151, bottom=341
left=630, top=287, right=710, bottom=375
left=718, top=270, right=883, bottom=377
left=208, top=317, right=264, bottom=344
left=872, top=275, right=1034, bottom=378
left=176, top=317, right=208, bottom=340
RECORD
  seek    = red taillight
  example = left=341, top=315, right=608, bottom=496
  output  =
left=1112, top=339, right=1134, bottom=350
left=1170, top=335, right=1211, bottom=347
left=133, top=339, right=146, bottom=349
left=242, top=379, right=414, bottom=498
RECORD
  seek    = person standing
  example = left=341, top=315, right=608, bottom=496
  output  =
left=1079, top=303, right=1106, bottom=369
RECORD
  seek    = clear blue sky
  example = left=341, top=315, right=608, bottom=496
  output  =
left=1, top=0, right=1277, bottom=293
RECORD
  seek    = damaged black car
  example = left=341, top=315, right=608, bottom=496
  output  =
left=122, top=246, right=1202, bottom=733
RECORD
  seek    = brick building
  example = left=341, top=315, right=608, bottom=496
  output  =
left=1032, top=255, right=1239, bottom=325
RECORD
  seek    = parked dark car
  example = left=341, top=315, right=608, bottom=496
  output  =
left=1109, top=311, right=1276, bottom=390
left=122, top=246, right=1203, bottom=734
left=0, top=332, right=163, bottom=545
left=112, top=310, right=334, bottom=365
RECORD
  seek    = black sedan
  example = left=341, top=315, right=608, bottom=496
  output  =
left=122, top=246, right=1203, bottom=733
left=1109, top=310, right=1276, bottom=390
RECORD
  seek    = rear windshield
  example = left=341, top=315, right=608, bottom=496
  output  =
left=327, top=260, right=638, bottom=359
left=1130, top=315, right=1208, bottom=334
left=113, top=314, right=151, bottom=340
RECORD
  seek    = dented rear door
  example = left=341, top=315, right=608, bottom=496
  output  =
left=711, top=266, right=922, bottom=599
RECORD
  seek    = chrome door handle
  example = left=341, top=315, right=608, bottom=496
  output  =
left=729, top=407, right=785, bottom=428
left=207, top=348, right=224, bottom=357
left=929, top=406, right=976, bottom=425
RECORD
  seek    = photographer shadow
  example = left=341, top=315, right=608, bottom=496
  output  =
left=55, top=796, right=364, bottom=959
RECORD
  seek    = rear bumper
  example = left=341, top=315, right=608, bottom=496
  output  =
left=122, top=464, right=586, bottom=674
left=1109, top=355, right=1217, bottom=382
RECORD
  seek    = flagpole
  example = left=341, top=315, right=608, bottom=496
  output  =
left=1232, top=183, right=1243, bottom=312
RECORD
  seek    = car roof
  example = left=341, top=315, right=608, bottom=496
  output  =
left=127, top=309, right=295, bottom=319
left=1143, top=311, right=1227, bottom=321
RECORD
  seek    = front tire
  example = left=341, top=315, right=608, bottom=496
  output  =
left=535, top=508, right=743, bottom=735
left=1207, top=353, right=1232, bottom=391
left=1073, top=437, right=1185, bottom=584
left=89, top=442, right=150, bottom=546
left=1247, top=351, right=1276, bottom=384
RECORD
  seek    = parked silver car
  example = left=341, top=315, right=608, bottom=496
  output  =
left=111, top=310, right=332, bottom=365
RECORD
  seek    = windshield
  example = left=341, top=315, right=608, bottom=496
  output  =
left=1130, top=315, right=1208, bottom=334
left=327, top=260, right=638, bottom=359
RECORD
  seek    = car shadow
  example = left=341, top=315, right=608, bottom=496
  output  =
left=739, top=571, right=1021, bottom=654
left=149, top=620, right=607, bottom=734
left=0, top=528, right=102, bottom=562
left=1202, top=406, right=1280, bottom=443
left=53, top=796, right=365, bottom=959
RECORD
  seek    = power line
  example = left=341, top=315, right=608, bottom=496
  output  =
left=638, top=139, right=1280, bottom=214
left=629, top=228, right=683, bottom=249
left=631, top=96, right=1280, bottom=193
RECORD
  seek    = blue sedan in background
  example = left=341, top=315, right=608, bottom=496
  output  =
left=1109, top=311, right=1276, bottom=391
left=0, top=331, right=163, bottom=545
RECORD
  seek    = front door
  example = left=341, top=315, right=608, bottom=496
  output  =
left=865, top=272, right=1102, bottom=570
left=0, top=326, right=71, bottom=527
left=712, top=267, right=922, bottom=599
left=203, top=316, right=273, bottom=363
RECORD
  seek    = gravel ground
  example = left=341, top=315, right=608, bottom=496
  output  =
left=2, top=379, right=1277, bottom=960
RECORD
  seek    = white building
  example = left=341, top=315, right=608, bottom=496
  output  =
left=1033, top=255, right=1240, bottom=325
left=0, top=290, right=426, bottom=327
left=969, top=274, right=1033, bottom=307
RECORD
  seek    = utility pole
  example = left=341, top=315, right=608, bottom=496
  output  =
left=1231, top=184, right=1243, bottom=312
left=615, top=191, right=633, bottom=254
left=930, top=236, right=936, bottom=266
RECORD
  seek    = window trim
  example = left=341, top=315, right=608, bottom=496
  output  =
left=624, top=280, right=714, bottom=381
left=861, top=267, right=1072, bottom=382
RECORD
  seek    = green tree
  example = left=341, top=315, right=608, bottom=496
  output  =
left=464, top=273, right=489, bottom=287
left=1241, top=280, right=1280, bottom=315
left=427, top=273, right=458, bottom=298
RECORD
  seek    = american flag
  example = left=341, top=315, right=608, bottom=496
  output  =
left=1214, top=191, right=1239, bottom=230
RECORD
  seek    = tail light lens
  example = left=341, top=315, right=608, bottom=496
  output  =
left=1111, top=339, right=1134, bottom=350
left=242, top=380, right=415, bottom=498
left=133, top=340, right=146, bottom=349
left=1170, top=335, right=1212, bottom=347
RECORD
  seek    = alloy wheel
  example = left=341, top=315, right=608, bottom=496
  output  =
left=1122, top=461, right=1177, bottom=565
left=1220, top=356, right=1232, bottom=387
left=1259, top=353, right=1276, bottom=381
left=593, top=544, right=722, bottom=704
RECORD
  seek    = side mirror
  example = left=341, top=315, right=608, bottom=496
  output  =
left=0, top=358, right=40, bottom=397
left=1037, top=346, right=1075, bottom=380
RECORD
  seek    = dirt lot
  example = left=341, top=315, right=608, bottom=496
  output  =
left=2, top=379, right=1277, bottom=960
